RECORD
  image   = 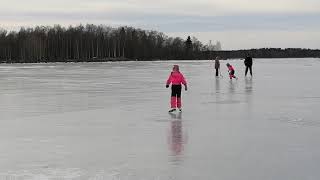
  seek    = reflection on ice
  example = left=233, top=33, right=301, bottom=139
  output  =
left=168, top=112, right=184, bottom=157
left=215, top=78, right=221, bottom=94
left=228, top=80, right=236, bottom=93
left=244, top=77, right=253, bottom=94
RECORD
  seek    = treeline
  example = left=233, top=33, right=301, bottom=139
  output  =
left=204, top=48, right=320, bottom=59
left=0, top=24, right=203, bottom=63
left=0, top=24, right=319, bottom=63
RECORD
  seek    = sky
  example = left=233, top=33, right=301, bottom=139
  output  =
left=0, top=0, right=319, bottom=50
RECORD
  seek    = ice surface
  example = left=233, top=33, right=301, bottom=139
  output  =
left=0, top=59, right=320, bottom=180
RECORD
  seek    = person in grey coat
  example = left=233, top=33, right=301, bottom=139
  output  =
left=214, top=56, right=220, bottom=77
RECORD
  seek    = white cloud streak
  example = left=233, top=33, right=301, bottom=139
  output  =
left=1, top=0, right=319, bottom=49
left=1, top=0, right=319, bottom=15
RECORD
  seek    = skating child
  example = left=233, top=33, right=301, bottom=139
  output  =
left=166, top=65, right=188, bottom=112
left=226, top=63, right=237, bottom=80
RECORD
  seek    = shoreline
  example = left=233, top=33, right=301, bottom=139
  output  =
left=1, top=57, right=320, bottom=64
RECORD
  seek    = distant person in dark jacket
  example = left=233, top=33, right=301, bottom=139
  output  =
left=214, top=56, right=220, bottom=77
left=244, top=55, right=253, bottom=76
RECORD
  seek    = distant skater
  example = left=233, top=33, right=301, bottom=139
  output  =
left=214, top=56, right=220, bottom=77
left=226, top=63, right=237, bottom=80
left=244, top=54, right=253, bottom=76
left=166, top=65, right=188, bottom=112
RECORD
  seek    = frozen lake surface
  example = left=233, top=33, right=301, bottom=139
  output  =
left=0, top=58, right=320, bottom=180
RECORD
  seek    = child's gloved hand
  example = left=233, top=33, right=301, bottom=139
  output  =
left=185, top=86, right=188, bottom=91
left=166, top=85, right=169, bottom=88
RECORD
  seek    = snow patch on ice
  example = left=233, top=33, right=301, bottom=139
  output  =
left=0, top=168, right=85, bottom=180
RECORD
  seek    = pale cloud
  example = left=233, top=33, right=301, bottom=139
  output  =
left=1, top=0, right=319, bottom=15
left=107, top=0, right=320, bottom=15
left=0, top=0, right=319, bottom=49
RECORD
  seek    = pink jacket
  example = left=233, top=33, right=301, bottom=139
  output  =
left=228, top=65, right=235, bottom=71
left=166, top=71, right=187, bottom=85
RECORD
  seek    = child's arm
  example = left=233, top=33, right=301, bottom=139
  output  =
left=181, top=74, right=187, bottom=91
left=166, top=73, right=172, bottom=88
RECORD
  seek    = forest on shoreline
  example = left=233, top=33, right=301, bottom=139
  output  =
left=0, top=24, right=319, bottom=63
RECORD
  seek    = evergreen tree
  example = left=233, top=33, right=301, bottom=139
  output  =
left=185, top=36, right=193, bottom=59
